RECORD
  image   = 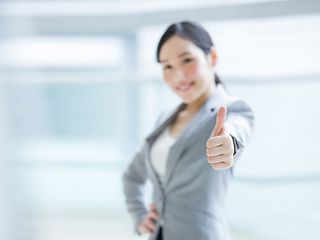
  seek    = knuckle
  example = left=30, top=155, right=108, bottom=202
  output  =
left=207, top=149, right=214, bottom=156
left=212, top=165, right=220, bottom=170
left=206, top=138, right=214, bottom=147
left=206, top=149, right=210, bottom=155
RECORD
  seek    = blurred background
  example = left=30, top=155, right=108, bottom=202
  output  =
left=0, top=0, right=320, bottom=239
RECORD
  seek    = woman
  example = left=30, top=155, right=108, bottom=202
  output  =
left=122, top=21, right=254, bottom=240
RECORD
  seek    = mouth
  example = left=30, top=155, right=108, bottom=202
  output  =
left=176, top=81, right=195, bottom=92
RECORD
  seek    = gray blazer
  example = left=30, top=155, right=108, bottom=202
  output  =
left=122, top=85, right=254, bottom=240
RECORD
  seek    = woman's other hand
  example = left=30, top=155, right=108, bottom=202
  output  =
left=138, top=203, right=160, bottom=235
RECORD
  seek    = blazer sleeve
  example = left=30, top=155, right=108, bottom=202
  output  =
left=122, top=113, right=164, bottom=234
left=224, top=99, right=255, bottom=159
left=122, top=143, right=148, bottom=234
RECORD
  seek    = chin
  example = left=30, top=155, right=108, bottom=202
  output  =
left=180, top=94, right=197, bottom=104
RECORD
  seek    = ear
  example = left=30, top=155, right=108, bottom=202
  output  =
left=207, top=47, right=217, bottom=67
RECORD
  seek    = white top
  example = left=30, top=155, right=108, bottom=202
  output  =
left=150, top=126, right=176, bottom=187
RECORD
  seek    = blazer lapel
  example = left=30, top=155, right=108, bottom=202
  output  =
left=163, top=101, right=209, bottom=187
left=145, top=103, right=186, bottom=190
left=146, top=103, right=185, bottom=144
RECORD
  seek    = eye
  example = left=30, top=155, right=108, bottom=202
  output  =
left=182, top=58, right=193, bottom=64
left=163, top=64, right=172, bottom=70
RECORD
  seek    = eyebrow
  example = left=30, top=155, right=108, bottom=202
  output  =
left=159, top=51, right=191, bottom=63
left=178, top=51, right=191, bottom=57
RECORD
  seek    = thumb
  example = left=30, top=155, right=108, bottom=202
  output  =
left=149, top=203, right=156, bottom=210
left=211, top=106, right=227, bottom=137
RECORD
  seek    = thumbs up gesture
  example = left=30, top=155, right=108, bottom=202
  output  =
left=206, top=106, right=234, bottom=170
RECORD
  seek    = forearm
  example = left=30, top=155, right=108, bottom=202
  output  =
left=225, top=100, right=255, bottom=157
left=122, top=148, right=148, bottom=233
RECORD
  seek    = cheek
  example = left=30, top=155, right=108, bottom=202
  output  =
left=163, top=72, right=174, bottom=87
left=185, top=62, right=201, bottom=78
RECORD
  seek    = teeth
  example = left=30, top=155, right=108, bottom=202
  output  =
left=179, top=83, right=192, bottom=91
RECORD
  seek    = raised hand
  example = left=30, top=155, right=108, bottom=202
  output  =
left=206, top=106, right=234, bottom=170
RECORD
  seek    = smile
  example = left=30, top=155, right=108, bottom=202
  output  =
left=177, top=82, right=195, bottom=92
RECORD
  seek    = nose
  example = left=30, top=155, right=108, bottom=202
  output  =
left=172, top=68, right=187, bottom=83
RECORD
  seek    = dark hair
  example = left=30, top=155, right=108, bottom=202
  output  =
left=156, top=21, right=222, bottom=86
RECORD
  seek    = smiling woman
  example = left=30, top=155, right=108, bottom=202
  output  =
left=122, top=21, right=254, bottom=240
left=158, top=35, right=215, bottom=105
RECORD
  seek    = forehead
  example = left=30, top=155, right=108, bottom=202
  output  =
left=159, top=35, right=202, bottom=61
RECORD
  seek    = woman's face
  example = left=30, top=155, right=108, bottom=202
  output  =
left=159, top=35, right=216, bottom=104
